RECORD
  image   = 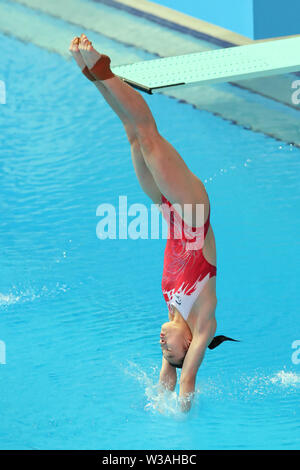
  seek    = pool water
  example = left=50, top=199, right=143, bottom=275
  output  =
left=0, top=31, right=300, bottom=450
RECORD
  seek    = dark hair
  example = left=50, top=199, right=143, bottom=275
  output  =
left=168, top=336, right=240, bottom=368
left=168, top=357, right=184, bottom=369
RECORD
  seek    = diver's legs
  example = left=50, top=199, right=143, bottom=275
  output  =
left=129, top=139, right=162, bottom=203
left=78, top=35, right=209, bottom=218
left=78, top=35, right=158, bottom=131
left=69, top=36, right=134, bottom=137
left=70, top=36, right=161, bottom=203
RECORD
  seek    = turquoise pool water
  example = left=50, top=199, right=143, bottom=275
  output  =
left=0, top=31, right=300, bottom=450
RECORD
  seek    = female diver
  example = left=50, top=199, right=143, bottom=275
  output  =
left=70, top=35, right=237, bottom=411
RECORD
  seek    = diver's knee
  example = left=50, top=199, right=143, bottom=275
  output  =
left=136, top=124, right=160, bottom=151
left=124, top=124, right=139, bottom=145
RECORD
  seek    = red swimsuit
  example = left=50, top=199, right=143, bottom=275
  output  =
left=160, top=194, right=216, bottom=320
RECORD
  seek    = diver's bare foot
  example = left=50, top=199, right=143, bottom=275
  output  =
left=69, top=37, right=86, bottom=70
left=69, top=36, right=95, bottom=81
left=79, top=34, right=115, bottom=81
left=78, top=34, right=101, bottom=69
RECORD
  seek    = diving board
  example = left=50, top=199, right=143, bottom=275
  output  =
left=112, top=36, right=300, bottom=94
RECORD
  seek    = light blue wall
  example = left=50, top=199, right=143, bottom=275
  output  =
left=153, top=0, right=254, bottom=37
left=153, top=0, right=300, bottom=39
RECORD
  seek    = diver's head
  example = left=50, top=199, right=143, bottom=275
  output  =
left=160, top=319, right=192, bottom=368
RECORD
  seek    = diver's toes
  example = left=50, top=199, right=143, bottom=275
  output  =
left=69, top=36, right=80, bottom=52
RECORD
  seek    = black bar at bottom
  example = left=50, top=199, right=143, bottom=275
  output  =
left=0, top=449, right=297, bottom=465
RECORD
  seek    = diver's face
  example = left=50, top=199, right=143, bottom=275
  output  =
left=160, top=322, right=186, bottom=364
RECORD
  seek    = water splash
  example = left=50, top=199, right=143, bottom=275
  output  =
left=124, top=362, right=196, bottom=418
left=270, top=370, right=300, bottom=387
left=0, top=289, right=38, bottom=307
left=144, top=385, right=184, bottom=417
left=199, top=368, right=300, bottom=402
left=0, top=283, right=68, bottom=309
left=0, top=292, right=20, bottom=306
left=204, top=159, right=252, bottom=184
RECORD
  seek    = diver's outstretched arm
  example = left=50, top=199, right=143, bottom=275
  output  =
left=159, top=357, right=177, bottom=391
left=179, top=315, right=217, bottom=412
